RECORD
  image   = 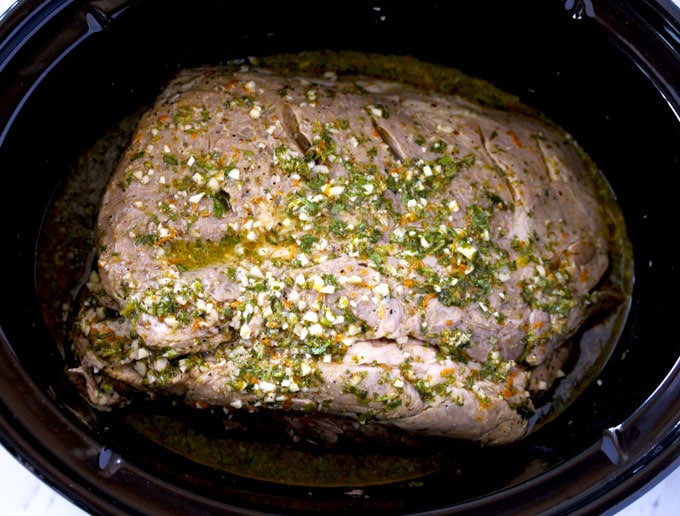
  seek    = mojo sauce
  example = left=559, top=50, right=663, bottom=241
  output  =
left=36, top=51, right=633, bottom=486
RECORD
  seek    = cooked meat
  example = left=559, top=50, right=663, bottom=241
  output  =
left=70, top=59, right=621, bottom=445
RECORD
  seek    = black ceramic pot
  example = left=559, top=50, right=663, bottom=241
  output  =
left=1, top=1, right=679, bottom=514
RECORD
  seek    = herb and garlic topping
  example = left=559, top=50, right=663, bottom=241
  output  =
left=70, top=53, right=623, bottom=445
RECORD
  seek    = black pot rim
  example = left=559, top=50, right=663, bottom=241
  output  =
left=2, top=1, right=680, bottom=514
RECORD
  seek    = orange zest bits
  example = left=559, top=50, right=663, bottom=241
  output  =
left=422, top=292, right=436, bottom=308
left=502, top=372, right=518, bottom=398
left=508, top=129, right=523, bottom=148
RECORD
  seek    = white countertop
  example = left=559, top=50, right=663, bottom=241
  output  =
left=2, top=0, right=680, bottom=514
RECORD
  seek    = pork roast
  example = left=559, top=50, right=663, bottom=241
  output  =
left=70, top=56, right=625, bottom=445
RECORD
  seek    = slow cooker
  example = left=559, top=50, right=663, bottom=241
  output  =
left=1, top=0, right=679, bottom=514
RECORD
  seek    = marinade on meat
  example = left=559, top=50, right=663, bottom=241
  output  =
left=67, top=53, right=630, bottom=445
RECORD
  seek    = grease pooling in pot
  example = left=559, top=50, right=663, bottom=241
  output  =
left=37, top=51, right=632, bottom=464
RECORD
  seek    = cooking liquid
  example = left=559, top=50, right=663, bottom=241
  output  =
left=35, top=51, right=633, bottom=487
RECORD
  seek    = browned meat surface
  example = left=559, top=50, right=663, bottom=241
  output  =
left=70, top=61, right=621, bottom=445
